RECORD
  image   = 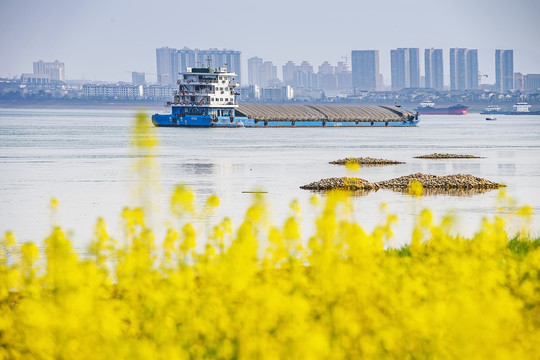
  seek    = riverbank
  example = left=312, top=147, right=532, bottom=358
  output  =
left=0, top=98, right=164, bottom=110
left=2, top=98, right=538, bottom=113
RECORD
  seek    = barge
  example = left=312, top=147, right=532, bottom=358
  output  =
left=152, top=66, right=420, bottom=127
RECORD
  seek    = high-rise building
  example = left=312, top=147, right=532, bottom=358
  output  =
left=524, top=74, right=540, bottom=90
left=248, top=57, right=277, bottom=87
left=156, top=47, right=177, bottom=85
left=335, top=61, right=352, bottom=90
left=495, top=49, right=514, bottom=92
left=391, top=49, right=408, bottom=91
left=177, top=47, right=196, bottom=73
left=260, top=61, right=278, bottom=87
left=513, top=73, right=524, bottom=90
left=248, top=57, right=262, bottom=86
left=33, top=60, right=65, bottom=82
left=351, top=50, right=380, bottom=91
left=293, top=61, right=315, bottom=89
left=449, top=48, right=463, bottom=90
left=156, top=47, right=242, bottom=85
left=196, top=48, right=241, bottom=84
left=390, top=48, right=419, bottom=90
left=449, top=48, right=478, bottom=90
left=282, top=61, right=296, bottom=86
left=316, top=61, right=337, bottom=91
left=424, top=48, right=444, bottom=90
left=466, top=49, right=479, bottom=90
left=132, top=72, right=145, bottom=85
left=408, top=48, right=420, bottom=88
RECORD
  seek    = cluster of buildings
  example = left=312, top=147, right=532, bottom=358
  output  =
left=156, top=47, right=241, bottom=85
left=352, top=48, right=538, bottom=93
left=20, top=60, right=65, bottom=85
left=2, top=48, right=539, bottom=103
left=153, top=46, right=539, bottom=101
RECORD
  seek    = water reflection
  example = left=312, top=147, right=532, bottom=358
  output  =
left=301, top=186, right=497, bottom=197
left=303, top=189, right=377, bottom=197
left=176, top=163, right=215, bottom=175
left=393, top=187, right=495, bottom=197
left=451, top=163, right=481, bottom=172
left=497, top=163, right=516, bottom=175
left=427, top=163, right=447, bottom=172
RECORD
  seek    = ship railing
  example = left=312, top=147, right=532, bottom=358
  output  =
left=180, top=79, right=218, bottom=85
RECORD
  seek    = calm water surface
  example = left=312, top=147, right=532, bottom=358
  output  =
left=1, top=108, right=539, bottom=248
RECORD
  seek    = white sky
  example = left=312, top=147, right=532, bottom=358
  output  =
left=1, top=0, right=539, bottom=86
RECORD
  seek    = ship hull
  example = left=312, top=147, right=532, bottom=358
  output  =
left=152, top=114, right=419, bottom=128
left=416, top=108, right=467, bottom=115
left=480, top=111, right=540, bottom=115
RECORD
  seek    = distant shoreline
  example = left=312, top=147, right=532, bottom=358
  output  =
left=0, top=99, right=165, bottom=110
left=0, top=99, right=537, bottom=113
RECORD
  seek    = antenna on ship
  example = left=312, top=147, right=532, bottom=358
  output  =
left=224, top=62, right=228, bottom=72
left=206, top=56, right=213, bottom=70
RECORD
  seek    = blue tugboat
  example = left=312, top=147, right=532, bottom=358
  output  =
left=152, top=66, right=420, bottom=128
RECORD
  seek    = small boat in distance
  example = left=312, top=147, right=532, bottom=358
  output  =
left=481, top=105, right=502, bottom=114
left=485, top=116, right=497, bottom=121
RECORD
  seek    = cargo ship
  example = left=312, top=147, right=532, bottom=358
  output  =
left=481, top=102, right=540, bottom=115
left=414, top=101, right=468, bottom=115
left=151, top=66, right=420, bottom=127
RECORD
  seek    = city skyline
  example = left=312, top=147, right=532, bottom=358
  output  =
left=1, top=0, right=539, bottom=85
left=18, top=47, right=539, bottom=93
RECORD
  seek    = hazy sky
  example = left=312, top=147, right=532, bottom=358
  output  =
left=1, top=0, right=539, bottom=86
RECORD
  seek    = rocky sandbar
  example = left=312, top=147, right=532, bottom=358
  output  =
left=376, top=173, right=503, bottom=190
left=300, top=177, right=379, bottom=191
left=329, top=157, right=405, bottom=166
left=414, top=153, right=483, bottom=159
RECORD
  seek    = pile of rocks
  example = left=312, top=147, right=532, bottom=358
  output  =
left=300, top=177, right=380, bottom=191
left=329, top=157, right=405, bottom=166
left=376, top=173, right=503, bottom=190
left=414, top=153, right=483, bottom=159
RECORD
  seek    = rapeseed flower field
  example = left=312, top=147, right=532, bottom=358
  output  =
left=1, top=113, right=539, bottom=359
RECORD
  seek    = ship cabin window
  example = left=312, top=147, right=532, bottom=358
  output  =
left=219, top=77, right=223, bottom=80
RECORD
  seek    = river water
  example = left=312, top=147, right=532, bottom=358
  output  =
left=1, top=108, right=539, bottom=249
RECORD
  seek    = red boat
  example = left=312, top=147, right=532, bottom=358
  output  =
left=415, top=101, right=468, bottom=115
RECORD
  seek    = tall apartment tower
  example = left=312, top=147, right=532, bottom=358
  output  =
left=260, top=61, right=278, bottom=87
left=248, top=57, right=262, bottom=86
left=390, top=48, right=420, bottom=90
left=248, top=57, right=277, bottom=87
left=156, top=47, right=242, bottom=85
left=282, top=61, right=296, bottom=86
left=156, top=47, right=178, bottom=85
left=33, top=60, right=65, bottom=82
left=424, top=48, right=444, bottom=90
left=177, top=47, right=196, bottom=73
left=132, top=72, right=145, bottom=85
left=195, top=48, right=242, bottom=84
left=408, top=48, right=420, bottom=88
left=495, top=49, right=514, bottom=92
left=449, top=48, right=478, bottom=90
left=351, top=50, right=380, bottom=91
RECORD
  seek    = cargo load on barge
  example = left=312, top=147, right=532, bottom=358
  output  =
left=151, top=66, right=420, bottom=128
